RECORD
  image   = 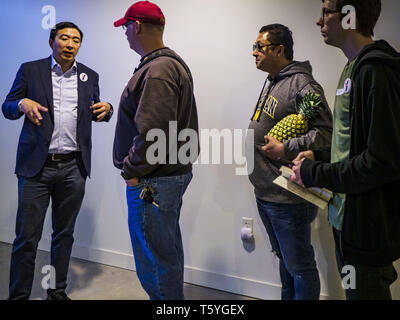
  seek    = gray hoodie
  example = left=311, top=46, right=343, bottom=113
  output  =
left=248, top=61, right=332, bottom=204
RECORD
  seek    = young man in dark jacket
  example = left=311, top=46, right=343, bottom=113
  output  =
left=113, top=1, right=199, bottom=300
left=291, top=0, right=400, bottom=299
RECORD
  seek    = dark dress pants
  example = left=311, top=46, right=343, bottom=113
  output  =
left=332, top=227, right=398, bottom=300
left=9, top=156, right=86, bottom=300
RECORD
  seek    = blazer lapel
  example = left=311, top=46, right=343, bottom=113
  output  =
left=77, top=63, right=87, bottom=125
left=39, top=56, right=54, bottom=123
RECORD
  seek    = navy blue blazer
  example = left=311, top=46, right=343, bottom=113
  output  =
left=2, top=56, right=112, bottom=178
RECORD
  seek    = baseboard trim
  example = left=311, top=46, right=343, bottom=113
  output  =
left=0, top=237, right=335, bottom=300
left=183, top=266, right=281, bottom=299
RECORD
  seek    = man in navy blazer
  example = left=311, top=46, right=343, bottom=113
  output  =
left=2, top=21, right=113, bottom=300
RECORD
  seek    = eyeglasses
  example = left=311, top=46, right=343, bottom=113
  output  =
left=122, top=20, right=135, bottom=30
left=321, top=8, right=340, bottom=21
left=252, top=42, right=280, bottom=52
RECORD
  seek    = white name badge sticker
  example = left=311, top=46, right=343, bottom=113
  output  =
left=344, top=78, right=352, bottom=94
left=336, top=78, right=352, bottom=96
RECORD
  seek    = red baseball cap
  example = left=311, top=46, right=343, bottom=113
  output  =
left=114, top=1, right=165, bottom=27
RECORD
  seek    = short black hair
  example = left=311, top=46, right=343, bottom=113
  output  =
left=332, top=0, right=381, bottom=37
left=259, top=24, right=294, bottom=60
left=50, top=22, right=83, bottom=42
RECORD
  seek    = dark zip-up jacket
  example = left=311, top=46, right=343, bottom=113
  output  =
left=301, top=40, right=400, bottom=266
left=113, top=48, right=199, bottom=179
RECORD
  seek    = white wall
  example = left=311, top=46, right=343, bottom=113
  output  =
left=0, top=0, right=399, bottom=299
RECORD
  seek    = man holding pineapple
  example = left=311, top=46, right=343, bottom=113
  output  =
left=291, top=0, right=400, bottom=299
left=248, top=24, right=333, bottom=300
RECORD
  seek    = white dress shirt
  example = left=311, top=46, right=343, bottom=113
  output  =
left=48, top=55, right=80, bottom=154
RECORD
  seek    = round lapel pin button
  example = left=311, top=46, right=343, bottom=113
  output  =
left=80, top=73, right=88, bottom=82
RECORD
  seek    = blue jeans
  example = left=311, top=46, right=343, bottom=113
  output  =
left=256, top=198, right=320, bottom=300
left=126, top=173, right=192, bottom=300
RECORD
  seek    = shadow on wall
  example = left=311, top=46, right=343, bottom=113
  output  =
left=312, top=210, right=346, bottom=300
left=33, top=205, right=102, bottom=299
left=66, top=206, right=103, bottom=296
left=183, top=162, right=349, bottom=300
left=391, top=260, right=400, bottom=298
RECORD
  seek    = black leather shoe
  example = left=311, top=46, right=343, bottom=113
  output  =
left=46, top=289, right=71, bottom=300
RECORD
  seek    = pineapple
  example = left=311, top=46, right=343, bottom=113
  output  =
left=266, top=91, right=322, bottom=143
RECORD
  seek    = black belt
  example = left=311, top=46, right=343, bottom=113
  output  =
left=47, top=152, right=78, bottom=162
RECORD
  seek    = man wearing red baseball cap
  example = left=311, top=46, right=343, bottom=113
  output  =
left=113, top=0, right=165, bottom=27
left=113, top=1, right=199, bottom=300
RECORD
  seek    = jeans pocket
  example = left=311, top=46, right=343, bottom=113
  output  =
left=126, top=183, right=145, bottom=202
left=127, top=183, right=144, bottom=190
left=152, top=177, right=184, bottom=211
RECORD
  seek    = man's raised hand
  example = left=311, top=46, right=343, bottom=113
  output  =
left=19, top=98, right=48, bottom=126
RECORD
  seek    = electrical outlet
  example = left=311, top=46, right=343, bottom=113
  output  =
left=242, top=217, right=253, bottom=231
